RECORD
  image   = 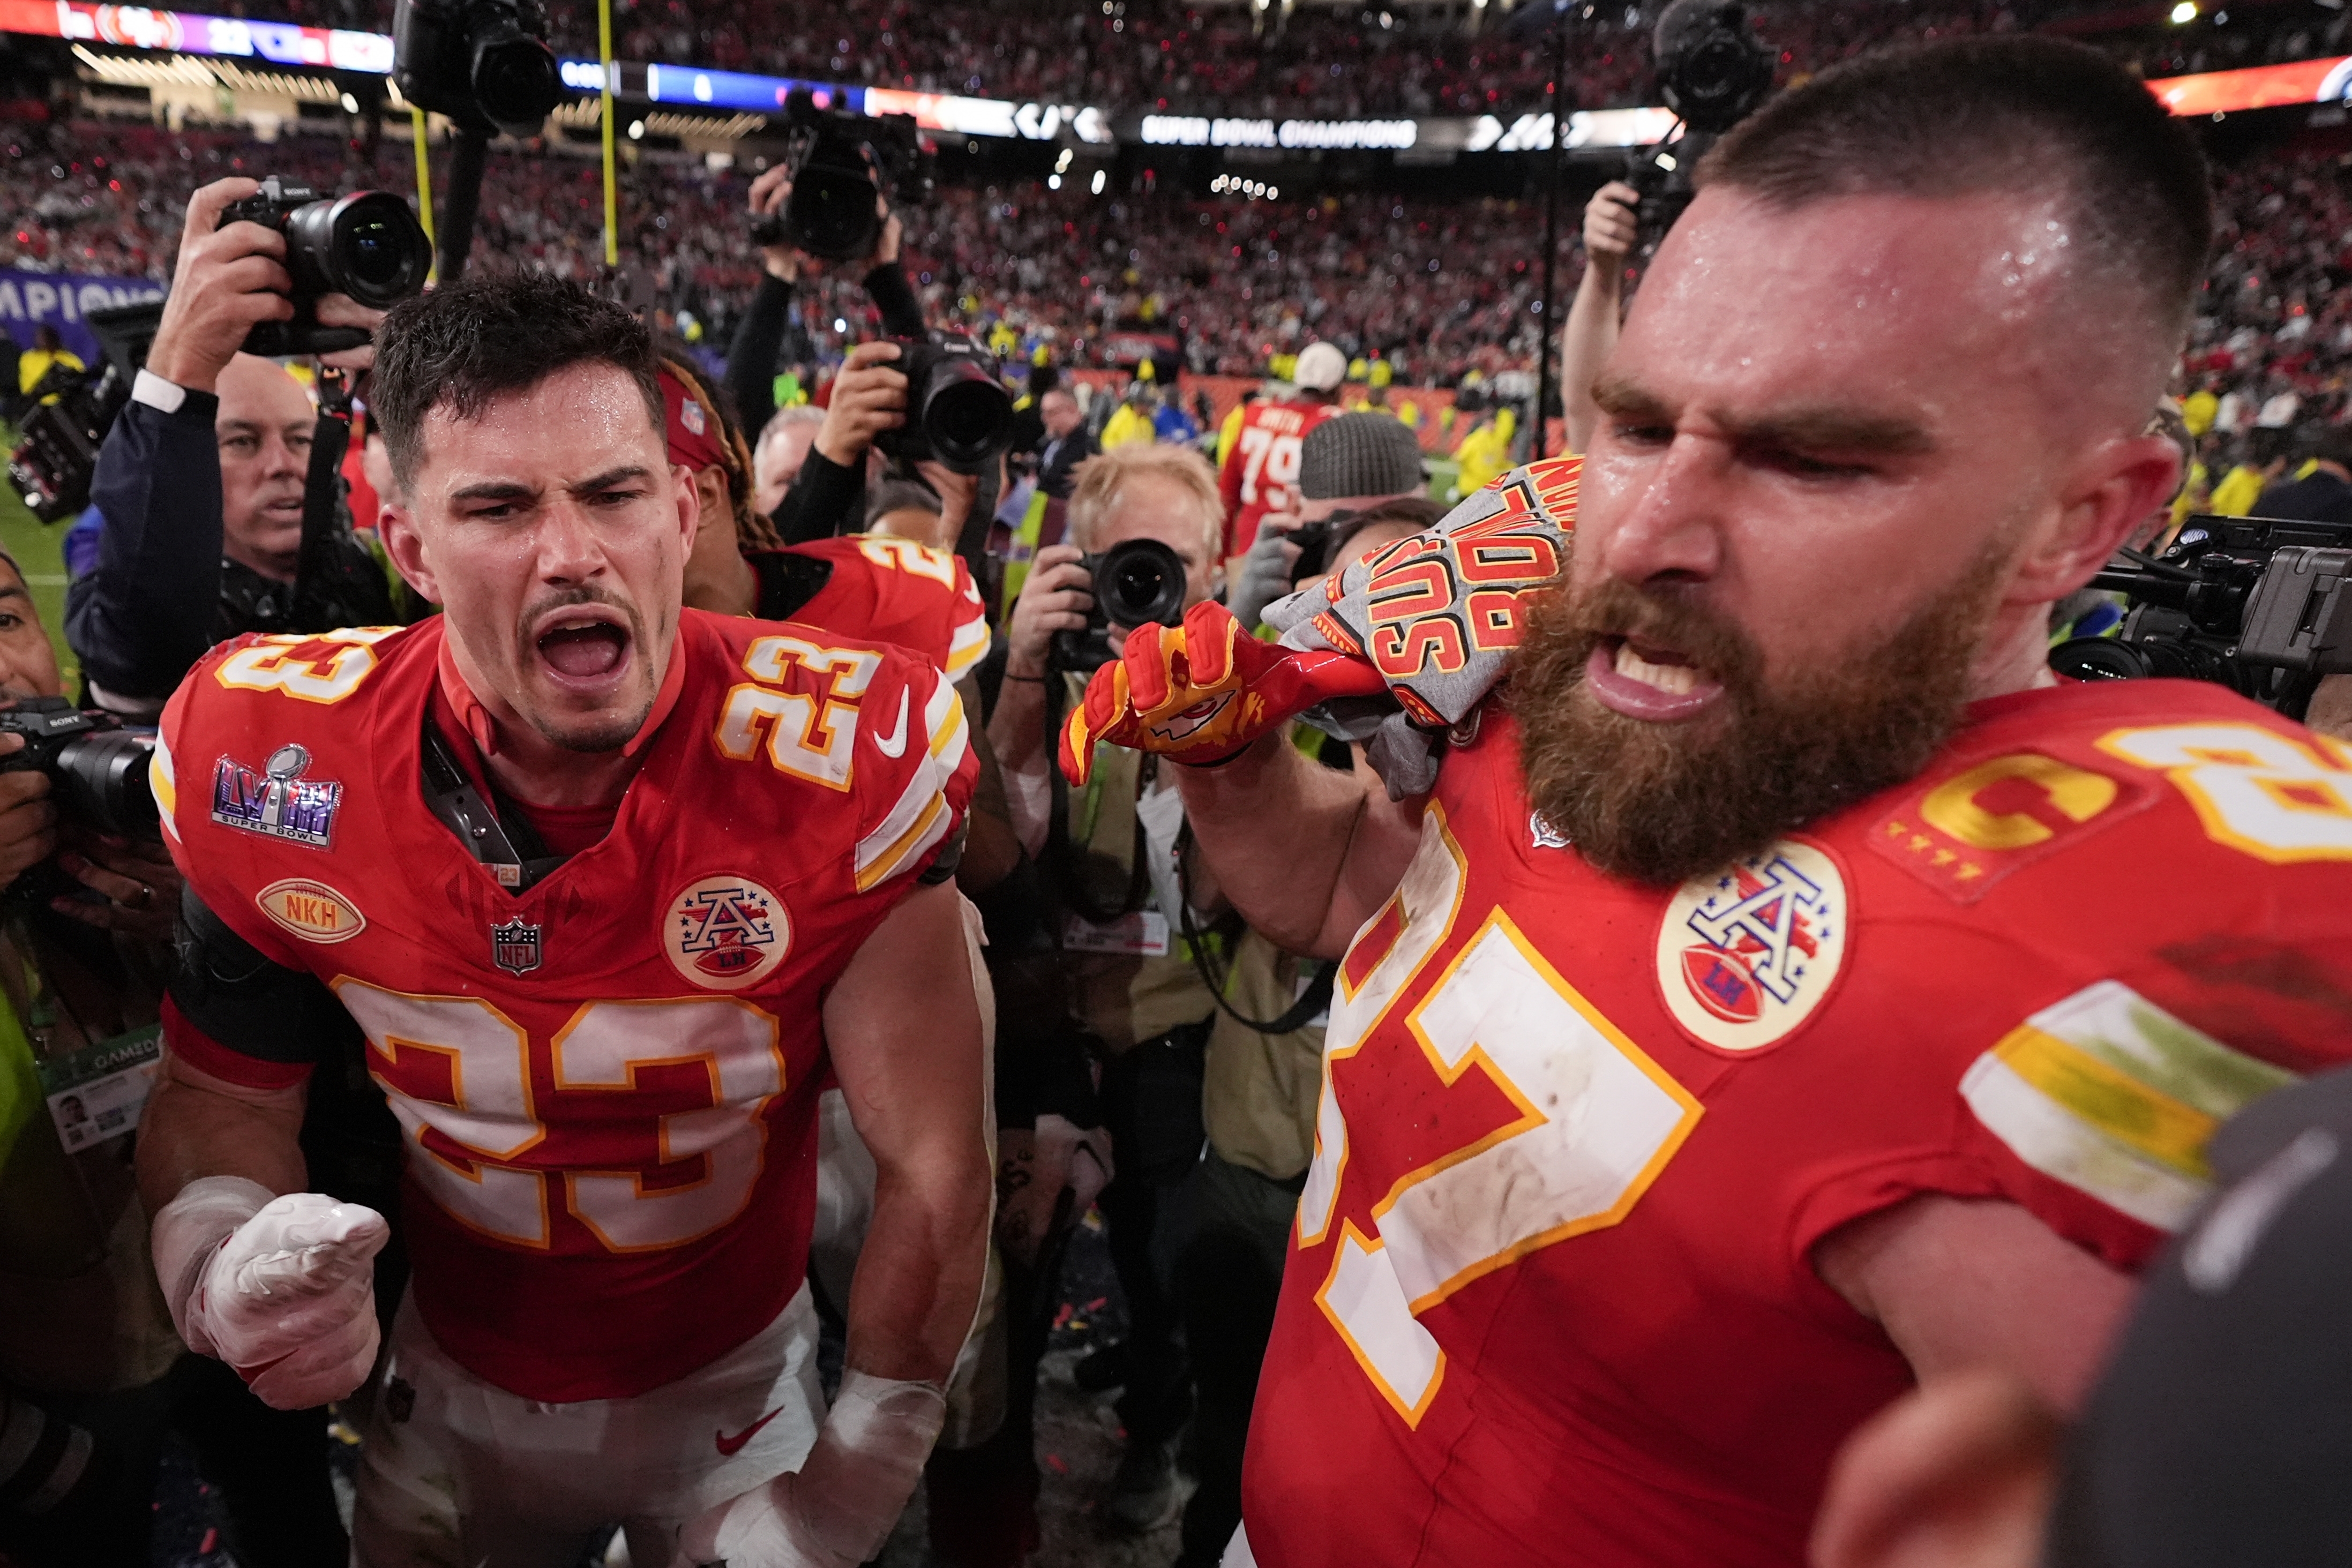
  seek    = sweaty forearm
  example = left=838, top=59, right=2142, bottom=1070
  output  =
left=1561, top=262, right=1624, bottom=457
left=1175, top=731, right=1394, bottom=958
left=134, top=1056, right=308, bottom=1218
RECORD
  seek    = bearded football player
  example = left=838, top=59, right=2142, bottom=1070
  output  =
left=1061, top=37, right=2352, bottom=1568
left=135, top=272, right=992, bottom=1567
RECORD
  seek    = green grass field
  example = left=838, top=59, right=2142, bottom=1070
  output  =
left=0, top=425, right=80, bottom=692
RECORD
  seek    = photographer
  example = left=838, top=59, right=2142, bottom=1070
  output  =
left=1226, top=410, right=1429, bottom=632
left=725, top=164, right=927, bottom=541
left=991, top=444, right=1235, bottom=1531
left=65, top=177, right=405, bottom=718
left=0, top=548, right=342, bottom=1568
left=1561, top=179, right=1640, bottom=457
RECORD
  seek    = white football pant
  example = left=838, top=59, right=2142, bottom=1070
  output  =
left=349, top=1284, right=822, bottom=1568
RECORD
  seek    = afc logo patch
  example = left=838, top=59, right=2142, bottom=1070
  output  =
left=664, top=875, right=790, bottom=991
left=1655, top=837, right=1850, bottom=1054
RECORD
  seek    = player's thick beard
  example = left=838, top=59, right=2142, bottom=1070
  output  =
left=1511, top=550, right=2008, bottom=887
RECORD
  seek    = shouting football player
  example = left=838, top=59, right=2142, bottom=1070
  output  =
left=135, top=271, right=993, bottom=1567
left=1061, top=37, right=2352, bottom=1568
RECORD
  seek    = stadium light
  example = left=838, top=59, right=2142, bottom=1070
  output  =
left=1092, top=168, right=1108, bottom=194
left=2171, top=2, right=2197, bottom=21
left=1048, top=173, right=1061, bottom=189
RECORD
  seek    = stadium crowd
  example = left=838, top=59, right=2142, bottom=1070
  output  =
left=8, top=116, right=2352, bottom=408
left=144, top=0, right=2352, bottom=116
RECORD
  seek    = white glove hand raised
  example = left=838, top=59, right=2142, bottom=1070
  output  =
left=673, top=1371, right=946, bottom=1568
left=151, top=1176, right=388, bottom=1410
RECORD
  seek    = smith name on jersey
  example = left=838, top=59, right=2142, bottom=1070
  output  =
left=148, top=611, right=977, bottom=1402
left=1241, top=676, right=2352, bottom=1567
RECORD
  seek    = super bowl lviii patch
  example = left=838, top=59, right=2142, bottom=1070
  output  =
left=1655, top=838, right=1850, bottom=1054
left=211, top=743, right=342, bottom=848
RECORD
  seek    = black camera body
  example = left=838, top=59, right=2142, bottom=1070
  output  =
left=756, top=88, right=932, bottom=261
left=393, top=0, right=562, bottom=137
left=0, top=699, right=158, bottom=841
left=1623, top=0, right=1775, bottom=261
left=2050, top=514, right=2352, bottom=720
left=9, top=363, right=123, bottom=524
left=1050, top=538, right=1193, bottom=674
left=874, top=331, right=1016, bottom=476
left=219, top=178, right=432, bottom=357
left=6, top=300, right=162, bottom=525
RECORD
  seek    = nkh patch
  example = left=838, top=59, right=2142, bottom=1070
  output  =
left=1655, top=838, right=1850, bottom=1054
left=665, top=875, right=790, bottom=991
left=211, top=742, right=342, bottom=848
left=255, top=878, right=366, bottom=944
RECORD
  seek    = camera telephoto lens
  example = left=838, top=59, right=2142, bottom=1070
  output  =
left=922, top=372, right=1015, bottom=470
left=54, top=730, right=160, bottom=840
left=1097, top=538, right=1191, bottom=631
left=2048, top=637, right=2159, bottom=685
left=788, top=164, right=885, bottom=261
left=471, top=29, right=561, bottom=133
left=276, top=191, right=432, bottom=310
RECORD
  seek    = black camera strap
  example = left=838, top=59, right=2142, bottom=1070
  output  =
left=417, top=718, right=566, bottom=894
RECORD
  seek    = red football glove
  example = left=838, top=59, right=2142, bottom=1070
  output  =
left=1060, top=601, right=1388, bottom=786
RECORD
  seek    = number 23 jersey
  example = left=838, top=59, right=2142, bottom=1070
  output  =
left=1241, top=677, right=2352, bottom=1567
left=149, top=610, right=976, bottom=1402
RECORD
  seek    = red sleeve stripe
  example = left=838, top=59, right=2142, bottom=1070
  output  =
left=162, top=994, right=314, bottom=1092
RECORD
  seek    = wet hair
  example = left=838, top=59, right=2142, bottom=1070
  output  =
left=370, top=270, right=664, bottom=493
left=1700, top=37, right=2211, bottom=386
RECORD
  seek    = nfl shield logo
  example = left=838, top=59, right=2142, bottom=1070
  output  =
left=490, top=918, right=543, bottom=976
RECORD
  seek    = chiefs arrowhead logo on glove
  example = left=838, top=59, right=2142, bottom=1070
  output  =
left=1060, top=601, right=1387, bottom=785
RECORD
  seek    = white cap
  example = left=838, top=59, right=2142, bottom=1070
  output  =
left=1293, top=341, right=1348, bottom=393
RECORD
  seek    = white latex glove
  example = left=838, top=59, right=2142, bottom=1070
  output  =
left=151, top=1175, right=388, bottom=1410
left=674, top=1371, right=947, bottom=1567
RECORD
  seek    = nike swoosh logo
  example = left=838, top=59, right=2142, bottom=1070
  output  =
left=714, top=1405, right=784, bottom=1457
left=873, top=689, right=910, bottom=759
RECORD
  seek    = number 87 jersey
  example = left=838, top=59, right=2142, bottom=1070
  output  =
left=149, top=611, right=976, bottom=1404
left=1240, top=677, right=2352, bottom=1568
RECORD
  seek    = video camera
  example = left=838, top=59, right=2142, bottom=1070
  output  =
left=1050, top=538, right=1191, bottom=674
left=393, top=0, right=563, bottom=137
left=875, top=331, right=1015, bottom=476
left=755, top=88, right=932, bottom=262
left=2049, top=514, right=2352, bottom=721
left=0, top=699, right=158, bottom=841
left=219, top=178, right=433, bottom=357
left=1623, top=0, right=1776, bottom=260
left=7, top=301, right=163, bottom=524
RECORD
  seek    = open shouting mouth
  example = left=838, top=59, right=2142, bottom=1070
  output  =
left=529, top=601, right=635, bottom=697
left=1583, top=634, right=1728, bottom=722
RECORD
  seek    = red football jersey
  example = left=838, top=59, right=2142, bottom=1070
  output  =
left=1218, top=398, right=1345, bottom=560
left=1242, top=679, right=2352, bottom=1566
left=151, top=611, right=976, bottom=1402
left=762, top=533, right=992, bottom=682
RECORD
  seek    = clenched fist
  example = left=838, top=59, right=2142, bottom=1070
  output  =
left=1060, top=601, right=1385, bottom=784
left=152, top=1176, right=388, bottom=1409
